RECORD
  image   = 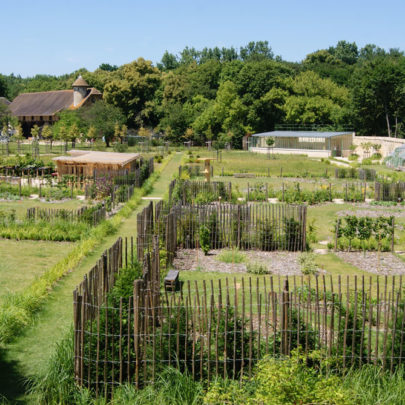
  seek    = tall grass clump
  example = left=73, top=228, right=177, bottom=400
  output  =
left=28, top=329, right=77, bottom=404
left=216, top=248, right=246, bottom=263
left=0, top=220, right=90, bottom=241
left=342, top=365, right=405, bottom=404
left=31, top=337, right=203, bottom=405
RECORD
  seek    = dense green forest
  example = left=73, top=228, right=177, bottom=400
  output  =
left=1, top=40, right=405, bottom=147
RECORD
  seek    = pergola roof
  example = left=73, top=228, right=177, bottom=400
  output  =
left=252, top=131, right=353, bottom=138
left=53, top=150, right=141, bottom=166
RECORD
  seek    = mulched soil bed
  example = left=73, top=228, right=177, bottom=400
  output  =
left=336, top=252, right=405, bottom=275
left=173, top=248, right=303, bottom=275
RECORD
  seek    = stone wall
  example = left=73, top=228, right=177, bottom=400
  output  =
left=353, top=136, right=405, bottom=159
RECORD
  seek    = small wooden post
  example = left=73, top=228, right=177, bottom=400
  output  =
left=281, top=279, right=289, bottom=355
left=391, top=217, right=395, bottom=253
left=335, top=219, right=339, bottom=252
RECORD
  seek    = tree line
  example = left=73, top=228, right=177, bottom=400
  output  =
left=1, top=40, right=405, bottom=147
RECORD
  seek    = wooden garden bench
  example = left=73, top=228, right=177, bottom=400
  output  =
left=164, top=270, right=179, bottom=291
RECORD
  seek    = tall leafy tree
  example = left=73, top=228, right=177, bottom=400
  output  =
left=158, top=51, right=180, bottom=70
left=240, top=41, right=274, bottom=61
left=80, top=100, right=125, bottom=146
left=281, top=71, right=350, bottom=126
left=351, top=54, right=405, bottom=136
left=103, top=58, right=161, bottom=128
left=0, top=74, right=8, bottom=98
left=329, top=40, right=359, bottom=65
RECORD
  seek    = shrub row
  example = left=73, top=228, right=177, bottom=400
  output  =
left=335, top=215, right=394, bottom=252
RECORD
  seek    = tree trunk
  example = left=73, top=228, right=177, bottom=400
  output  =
left=385, top=108, right=392, bottom=137
left=394, top=116, right=398, bottom=138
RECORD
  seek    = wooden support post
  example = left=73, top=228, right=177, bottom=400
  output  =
left=281, top=279, right=289, bottom=355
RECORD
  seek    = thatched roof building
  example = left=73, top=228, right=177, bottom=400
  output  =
left=53, top=150, right=141, bottom=177
left=9, top=76, right=102, bottom=136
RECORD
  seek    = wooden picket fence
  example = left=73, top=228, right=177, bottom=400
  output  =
left=93, top=157, right=154, bottom=188
left=335, top=167, right=376, bottom=181
left=73, top=237, right=405, bottom=397
left=168, top=178, right=232, bottom=204
left=26, top=205, right=106, bottom=225
left=375, top=182, right=405, bottom=201
left=136, top=201, right=307, bottom=266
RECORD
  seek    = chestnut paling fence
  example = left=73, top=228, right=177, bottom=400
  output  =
left=26, top=205, right=106, bottom=226
left=74, top=236, right=405, bottom=398
left=375, top=181, right=405, bottom=202
left=136, top=201, right=307, bottom=268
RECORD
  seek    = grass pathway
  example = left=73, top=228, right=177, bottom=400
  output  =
left=0, top=152, right=183, bottom=404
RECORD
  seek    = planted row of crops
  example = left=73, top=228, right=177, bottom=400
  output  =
left=335, top=215, right=395, bottom=252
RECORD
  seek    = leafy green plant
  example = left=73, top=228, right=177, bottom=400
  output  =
left=307, top=218, right=318, bottom=244
left=204, top=350, right=350, bottom=405
left=199, top=224, right=210, bottom=255
left=246, top=261, right=270, bottom=275
left=284, top=217, right=303, bottom=251
left=113, top=142, right=128, bottom=153
left=216, top=248, right=246, bottom=263
left=298, top=252, right=318, bottom=275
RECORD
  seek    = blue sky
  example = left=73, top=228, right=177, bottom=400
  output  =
left=1, top=0, right=405, bottom=77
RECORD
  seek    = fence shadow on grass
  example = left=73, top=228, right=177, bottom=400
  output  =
left=0, top=347, right=27, bottom=403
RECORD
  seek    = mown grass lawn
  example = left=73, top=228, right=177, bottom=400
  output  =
left=0, top=239, right=73, bottom=303
left=0, top=198, right=87, bottom=219
left=209, top=150, right=336, bottom=177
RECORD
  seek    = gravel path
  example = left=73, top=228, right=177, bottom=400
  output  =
left=336, top=252, right=405, bottom=275
left=173, top=249, right=303, bottom=275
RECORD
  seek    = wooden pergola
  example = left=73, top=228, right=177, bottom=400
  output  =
left=53, top=150, right=141, bottom=178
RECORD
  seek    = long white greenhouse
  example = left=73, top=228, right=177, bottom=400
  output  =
left=249, top=131, right=354, bottom=158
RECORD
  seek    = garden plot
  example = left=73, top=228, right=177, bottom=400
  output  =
left=173, top=248, right=302, bottom=275
left=336, top=252, right=405, bottom=275
left=337, top=206, right=405, bottom=219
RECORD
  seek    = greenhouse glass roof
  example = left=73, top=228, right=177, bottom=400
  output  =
left=252, top=131, right=352, bottom=138
left=385, top=145, right=405, bottom=168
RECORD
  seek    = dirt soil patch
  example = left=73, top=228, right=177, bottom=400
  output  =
left=173, top=249, right=303, bottom=275
left=336, top=252, right=405, bottom=275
